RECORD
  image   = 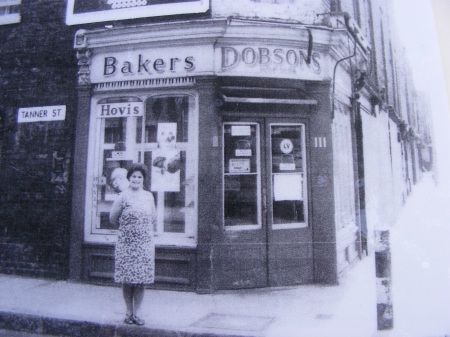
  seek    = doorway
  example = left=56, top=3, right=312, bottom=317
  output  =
left=219, top=117, right=313, bottom=288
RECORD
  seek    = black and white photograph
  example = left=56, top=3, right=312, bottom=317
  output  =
left=0, top=0, right=450, bottom=336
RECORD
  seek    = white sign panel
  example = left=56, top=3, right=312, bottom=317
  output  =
left=273, top=174, right=303, bottom=201
left=18, top=105, right=66, bottom=123
left=231, top=125, right=251, bottom=136
left=66, top=0, right=209, bottom=25
left=97, top=102, right=144, bottom=118
left=235, top=149, right=252, bottom=157
left=90, top=45, right=213, bottom=83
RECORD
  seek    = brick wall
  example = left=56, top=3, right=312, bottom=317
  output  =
left=0, top=0, right=77, bottom=279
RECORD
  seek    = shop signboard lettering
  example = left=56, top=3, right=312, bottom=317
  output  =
left=91, top=45, right=326, bottom=83
left=90, top=46, right=212, bottom=83
left=97, top=102, right=144, bottom=118
left=66, top=0, right=209, bottom=25
left=103, top=55, right=195, bottom=76
left=18, top=105, right=66, bottom=123
left=216, top=45, right=326, bottom=81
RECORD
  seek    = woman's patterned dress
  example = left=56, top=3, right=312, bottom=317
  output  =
left=114, top=189, right=156, bottom=284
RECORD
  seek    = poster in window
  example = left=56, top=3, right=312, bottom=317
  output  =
left=151, top=123, right=180, bottom=192
left=157, top=123, right=177, bottom=148
left=273, top=174, right=302, bottom=201
left=229, top=158, right=250, bottom=173
left=151, top=148, right=181, bottom=192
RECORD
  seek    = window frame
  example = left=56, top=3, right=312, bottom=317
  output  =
left=84, top=91, right=198, bottom=247
left=222, top=122, right=262, bottom=231
left=269, top=122, right=308, bottom=230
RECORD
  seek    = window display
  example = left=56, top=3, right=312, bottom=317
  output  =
left=86, top=94, right=197, bottom=245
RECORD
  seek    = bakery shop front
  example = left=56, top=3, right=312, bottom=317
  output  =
left=70, top=18, right=343, bottom=292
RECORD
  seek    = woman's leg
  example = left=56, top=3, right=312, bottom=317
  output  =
left=133, top=284, right=145, bottom=317
left=122, top=284, right=134, bottom=317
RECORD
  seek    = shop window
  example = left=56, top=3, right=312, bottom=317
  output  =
left=86, top=94, right=197, bottom=246
left=270, top=124, right=307, bottom=228
left=223, top=123, right=261, bottom=229
left=0, top=1, right=21, bottom=25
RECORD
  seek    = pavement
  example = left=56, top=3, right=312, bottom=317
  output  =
left=0, top=256, right=380, bottom=337
left=0, top=173, right=449, bottom=337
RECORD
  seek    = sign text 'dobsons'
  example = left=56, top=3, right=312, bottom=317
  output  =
left=221, top=46, right=322, bottom=74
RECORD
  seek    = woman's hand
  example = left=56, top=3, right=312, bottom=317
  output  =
left=109, top=195, right=123, bottom=226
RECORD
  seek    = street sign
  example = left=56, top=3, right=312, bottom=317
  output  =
left=17, top=105, right=66, bottom=123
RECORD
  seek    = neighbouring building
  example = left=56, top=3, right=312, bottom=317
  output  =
left=0, top=0, right=433, bottom=292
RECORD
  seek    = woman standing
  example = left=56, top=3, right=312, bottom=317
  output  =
left=109, top=163, right=156, bottom=326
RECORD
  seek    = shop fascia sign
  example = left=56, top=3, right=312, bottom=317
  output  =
left=66, top=0, right=209, bottom=25
left=90, top=45, right=212, bottom=83
left=90, top=44, right=325, bottom=83
left=17, top=105, right=66, bottom=123
left=216, top=45, right=325, bottom=81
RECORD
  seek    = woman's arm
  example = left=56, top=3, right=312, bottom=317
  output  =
left=109, top=194, right=123, bottom=226
left=149, top=192, right=157, bottom=233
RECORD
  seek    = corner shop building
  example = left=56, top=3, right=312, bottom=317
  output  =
left=68, top=17, right=364, bottom=292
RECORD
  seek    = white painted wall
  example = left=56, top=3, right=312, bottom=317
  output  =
left=211, top=0, right=328, bottom=24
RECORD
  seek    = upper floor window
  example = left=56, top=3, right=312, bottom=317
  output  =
left=330, top=0, right=341, bottom=12
left=0, top=0, right=21, bottom=25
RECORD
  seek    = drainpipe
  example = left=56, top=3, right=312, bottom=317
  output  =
left=331, top=39, right=357, bottom=119
left=331, top=12, right=360, bottom=119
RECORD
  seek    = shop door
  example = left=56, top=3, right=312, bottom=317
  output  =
left=265, top=118, right=313, bottom=286
left=222, top=118, right=312, bottom=288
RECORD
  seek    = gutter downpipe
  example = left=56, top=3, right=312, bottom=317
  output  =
left=332, top=11, right=368, bottom=119
left=331, top=37, right=357, bottom=119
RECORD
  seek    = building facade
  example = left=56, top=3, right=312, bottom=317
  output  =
left=0, top=0, right=433, bottom=292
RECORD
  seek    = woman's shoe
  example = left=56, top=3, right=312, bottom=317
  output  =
left=132, top=315, right=145, bottom=326
left=124, top=314, right=134, bottom=324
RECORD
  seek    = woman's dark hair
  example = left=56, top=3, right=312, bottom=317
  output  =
left=127, top=163, right=148, bottom=181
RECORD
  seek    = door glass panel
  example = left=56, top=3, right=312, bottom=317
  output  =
left=223, top=123, right=261, bottom=228
left=271, top=124, right=306, bottom=226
